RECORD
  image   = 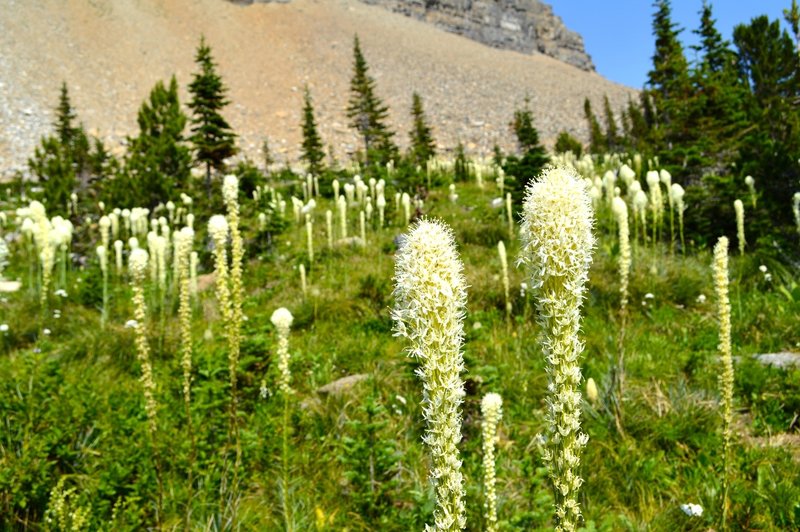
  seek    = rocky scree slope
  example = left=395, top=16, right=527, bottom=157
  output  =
left=0, top=0, right=633, bottom=176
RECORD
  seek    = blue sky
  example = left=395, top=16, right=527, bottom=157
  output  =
left=553, top=1, right=795, bottom=88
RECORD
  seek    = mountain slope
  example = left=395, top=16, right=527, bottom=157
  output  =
left=0, top=0, right=636, bottom=175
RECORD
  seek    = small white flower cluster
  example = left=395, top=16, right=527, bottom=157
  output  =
left=642, top=292, right=655, bottom=306
left=680, top=502, right=703, bottom=517
left=759, top=264, right=772, bottom=282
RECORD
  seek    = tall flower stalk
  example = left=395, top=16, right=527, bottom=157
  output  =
left=481, top=392, right=503, bottom=532
left=129, top=248, right=163, bottom=525
left=713, top=236, right=734, bottom=528
left=497, top=240, right=511, bottom=320
left=271, top=307, right=294, bottom=531
left=519, top=167, right=595, bottom=531
left=393, top=219, right=467, bottom=531
left=671, top=184, right=686, bottom=253
left=734, top=199, right=745, bottom=255
left=611, top=196, right=631, bottom=431
left=223, top=175, right=245, bottom=396
left=175, top=226, right=196, bottom=528
left=97, top=245, right=109, bottom=328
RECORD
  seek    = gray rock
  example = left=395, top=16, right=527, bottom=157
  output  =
left=358, top=0, right=594, bottom=71
left=316, top=374, right=370, bottom=396
left=753, top=352, right=800, bottom=370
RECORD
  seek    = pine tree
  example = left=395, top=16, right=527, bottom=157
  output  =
left=188, top=36, right=237, bottom=197
left=28, top=82, right=92, bottom=214
left=733, top=16, right=800, bottom=216
left=647, top=0, right=691, bottom=141
left=784, top=0, right=800, bottom=50
left=408, top=92, right=436, bottom=166
left=693, top=1, right=731, bottom=75
left=300, top=86, right=325, bottom=176
left=346, top=35, right=397, bottom=169
left=583, top=98, right=605, bottom=154
left=125, top=76, right=191, bottom=207
left=503, top=99, right=549, bottom=207
left=603, top=95, right=620, bottom=151
left=55, top=82, right=78, bottom=146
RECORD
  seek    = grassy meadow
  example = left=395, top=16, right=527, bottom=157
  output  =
left=0, top=156, right=798, bottom=531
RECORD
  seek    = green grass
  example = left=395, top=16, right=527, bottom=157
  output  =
left=1, top=176, right=799, bottom=530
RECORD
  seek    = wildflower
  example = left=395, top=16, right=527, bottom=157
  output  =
left=393, top=219, right=467, bottom=531
left=0, top=324, right=9, bottom=332
left=586, top=378, right=598, bottom=403
left=612, top=197, right=631, bottom=311
left=744, top=175, right=756, bottom=208
left=519, top=166, right=594, bottom=531
left=124, top=319, right=138, bottom=329
left=680, top=503, right=703, bottom=517
left=498, top=240, right=511, bottom=319
left=130, top=248, right=158, bottom=435
left=734, top=199, right=745, bottom=254
left=759, top=265, right=767, bottom=273
left=271, top=307, right=294, bottom=395
left=481, top=393, right=503, bottom=532
left=713, top=236, right=734, bottom=524
left=696, top=294, right=706, bottom=304
left=54, top=289, right=68, bottom=298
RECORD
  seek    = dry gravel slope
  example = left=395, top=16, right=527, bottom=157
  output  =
left=0, top=0, right=637, bottom=175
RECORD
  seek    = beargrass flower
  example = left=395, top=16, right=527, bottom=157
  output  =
left=713, top=236, right=734, bottom=524
left=129, top=248, right=158, bottom=435
left=519, top=166, right=595, bottom=532
left=612, top=197, right=631, bottom=311
left=481, top=392, right=503, bottom=532
left=393, top=219, right=467, bottom=531
left=744, top=175, right=756, bottom=208
left=498, top=240, right=511, bottom=319
left=271, top=307, right=294, bottom=395
left=734, top=199, right=745, bottom=255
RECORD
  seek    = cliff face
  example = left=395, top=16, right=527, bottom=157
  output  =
left=359, top=1, right=593, bottom=71
left=231, top=0, right=594, bottom=71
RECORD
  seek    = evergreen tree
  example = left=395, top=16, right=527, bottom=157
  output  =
left=188, top=36, right=237, bottom=197
left=28, top=82, right=92, bottom=214
left=685, top=1, right=746, bottom=175
left=300, top=86, right=325, bottom=176
left=583, top=98, right=605, bottom=154
left=733, top=16, right=800, bottom=216
left=55, top=82, right=79, bottom=147
left=554, top=131, right=583, bottom=157
left=346, top=35, right=398, bottom=168
left=603, top=95, right=620, bottom=151
left=124, top=76, right=191, bottom=207
left=647, top=0, right=691, bottom=144
left=784, top=0, right=800, bottom=50
left=408, top=92, right=436, bottom=166
left=262, top=137, right=274, bottom=173
left=692, top=1, right=731, bottom=75
left=502, top=99, right=549, bottom=207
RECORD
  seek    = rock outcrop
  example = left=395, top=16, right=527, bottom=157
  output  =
left=229, top=0, right=594, bottom=71
left=360, top=1, right=594, bottom=71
